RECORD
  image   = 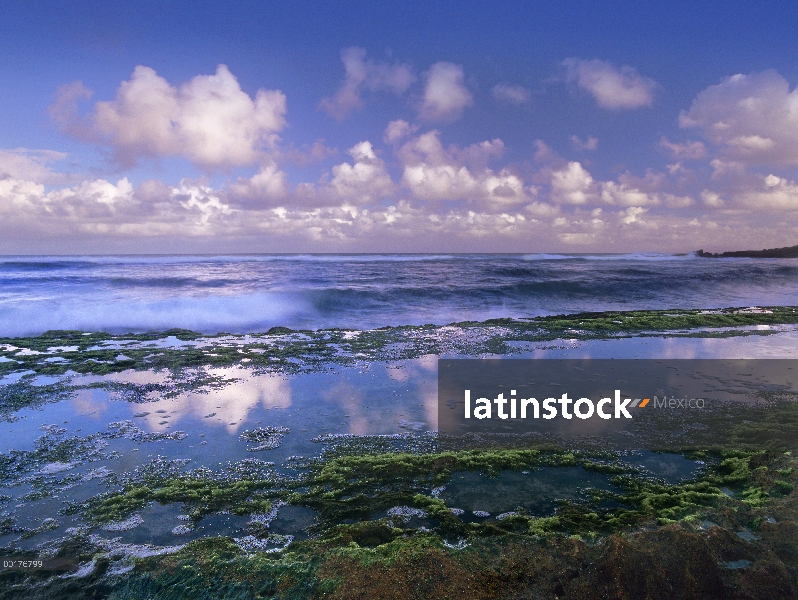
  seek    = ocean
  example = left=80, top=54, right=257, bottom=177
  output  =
left=2, top=253, right=798, bottom=336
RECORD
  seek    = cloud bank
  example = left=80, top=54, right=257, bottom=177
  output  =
left=5, top=62, right=798, bottom=254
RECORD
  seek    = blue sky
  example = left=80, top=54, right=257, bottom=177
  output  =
left=3, top=0, right=798, bottom=253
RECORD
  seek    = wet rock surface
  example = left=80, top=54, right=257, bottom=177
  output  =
left=3, top=314, right=798, bottom=598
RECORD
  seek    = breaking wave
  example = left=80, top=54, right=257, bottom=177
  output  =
left=1, top=254, right=798, bottom=336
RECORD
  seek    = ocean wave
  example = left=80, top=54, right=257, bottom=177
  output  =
left=2, top=254, right=798, bottom=336
left=0, top=292, right=315, bottom=337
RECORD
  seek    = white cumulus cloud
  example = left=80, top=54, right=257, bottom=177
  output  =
left=227, top=163, right=290, bottom=207
left=418, top=62, right=473, bottom=122
left=51, top=65, right=287, bottom=169
left=733, top=174, right=798, bottom=210
left=326, top=141, right=395, bottom=204
left=397, top=130, right=524, bottom=205
left=563, top=58, right=656, bottom=109
left=383, top=119, right=419, bottom=144
left=619, top=206, right=648, bottom=225
left=550, top=161, right=596, bottom=204
left=680, top=70, right=798, bottom=166
left=601, top=181, right=659, bottom=207
left=701, top=190, right=725, bottom=207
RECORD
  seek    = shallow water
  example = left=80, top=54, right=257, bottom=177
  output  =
left=0, top=357, right=441, bottom=550
left=441, top=467, right=618, bottom=518
left=93, top=503, right=251, bottom=547
left=1, top=324, right=797, bottom=554
left=515, top=325, right=798, bottom=359
left=623, top=451, right=703, bottom=484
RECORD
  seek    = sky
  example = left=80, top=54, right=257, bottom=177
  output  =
left=3, top=0, right=798, bottom=254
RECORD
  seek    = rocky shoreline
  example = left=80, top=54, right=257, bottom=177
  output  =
left=3, top=310, right=798, bottom=598
left=697, top=245, right=798, bottom=258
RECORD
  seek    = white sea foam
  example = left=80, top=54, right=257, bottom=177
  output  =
left=0, top=292, right=311, bottom=337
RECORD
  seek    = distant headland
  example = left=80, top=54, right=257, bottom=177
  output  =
left=696, top=244, right=798, bottom=258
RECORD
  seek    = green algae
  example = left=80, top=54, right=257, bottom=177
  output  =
left=0, top=380, right=72, bottom=419
left=97, top=449, right=758, bottom=538
left=78, top=480, right=275, bottom=524
left=65, top=457, right=282, bottom=525
left=57, top=443, right=798, bottom=541
left=726, top=401, right=798, bottom=450
left=102, top=536, right=324, bottom=600
left=6, top=448, right=798, bottom=599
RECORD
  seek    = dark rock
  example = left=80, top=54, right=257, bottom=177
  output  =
left=697, top=245, right=798, bottom=258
